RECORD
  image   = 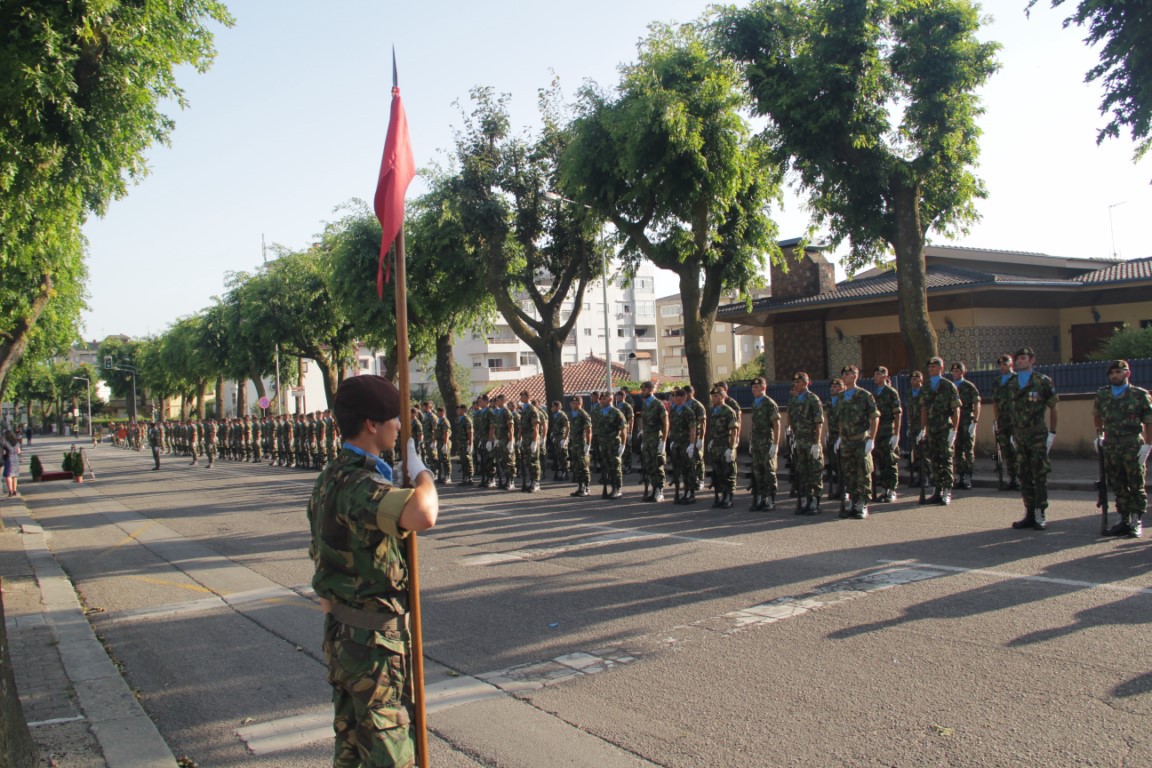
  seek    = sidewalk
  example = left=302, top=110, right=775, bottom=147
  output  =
left=1, top=489, right=177, bottom=768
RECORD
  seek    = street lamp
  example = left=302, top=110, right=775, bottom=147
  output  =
left=72, top=377, right=92, bottom=437
left=104, top=359, right=139, bottom=422
left=544, top=192, right=613, bottom=394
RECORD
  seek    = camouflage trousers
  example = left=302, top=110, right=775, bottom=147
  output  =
left=455, top=441, right=473, bottom=479
left=1015, top=437, right=1051, bottom=511
left=569, top=442, right=591, bottom=486
left=708, top=443, right=736, bottom=493
left=794, top=442, right=823, bottom=498
left=954, top=420, right=976, bottom=477
left=552, top=439, right=570, bottom=474
left=521, top=438, right=541, bottom=483
left=872, top=433, right=899, bottom=491
left=839, top=437, right=873, bottom=503
left=323, top=616, right=414, bottom=768
left=995, top=426, right=1017, bottom=477
left=597, top=438, right=623, bottom=488
left=668, top=442, right=693, bottom=489
left=641, top=434, right=666, bottom=490
left=494, top=439, right=515, bottom=482
left=750, top=442, right=778, bottom=497
left=926, top=430, right=955, bottom=492
left=1104, top=440, right=1148, bottom=522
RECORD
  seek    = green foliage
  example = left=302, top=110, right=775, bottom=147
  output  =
left=733, top=353, right=767, bottom=381
left=1030, top=0, right=1152, bottom=160
left=1093, top=324, right=1152, bottom=360
left=61, top=449, right=83, bottom=475
left=30, top=455, right=44, bottom=480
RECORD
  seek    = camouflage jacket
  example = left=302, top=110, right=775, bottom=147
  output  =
left=307, top=448, right=414, bottom=615
left=992, top=373, right=1015, bottom=428
left=837, top=387, right=879, bottom=439
left=905, top=390, right=923, bottom=435
left=787, top=392, right=824, bottom=446
left=519, top=403, right=542, bottom=442
left=955, top=378, right=980, bottom=426
left=708, top=404, right=739, bottom=450
left=454, top=414, right=474, bottom=446
left=669, top=403, right=697, bottom=446
left=639, top=396, right=667, bottom=438
left=550, top=411, right=570, bottom=442
left=750, top=395, right=780, bottom=444
left=569, top=408, right=592, bottom=444
left=435, top=416, right=451, bottom=444
left=874, top=385, right=902, bottom=437
left=593, top=405, right=627, bottom=442
left=922, top=377, right=961, bottom=434
left=1094, top=384, right=1152, bottom=443
left=1007, top=371, right=1058, bottom=442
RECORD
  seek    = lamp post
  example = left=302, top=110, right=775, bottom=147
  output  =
left=104, top=358, right=139, bottom=422
left=71, top=377, right=92, bottom=437
left=544, top=192, right=613, bottom=394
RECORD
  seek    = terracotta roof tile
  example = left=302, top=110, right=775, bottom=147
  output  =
left=1081, top=256, right=1152, bottom=283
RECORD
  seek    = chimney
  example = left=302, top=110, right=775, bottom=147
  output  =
left=770, top=241, right=834, bottom=301
left=627, top=353, right=652, bottom=383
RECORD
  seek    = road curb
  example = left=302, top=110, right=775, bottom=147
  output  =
left=5, top=501, right=179, bottom=768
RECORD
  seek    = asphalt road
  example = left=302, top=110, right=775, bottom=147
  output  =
left=21, top=437, right=1152, bottom=767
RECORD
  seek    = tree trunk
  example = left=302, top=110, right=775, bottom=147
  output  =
left=891, top=183, right=938, bottom=370
left=215, top=377, right=224, bottom=418
left=196, top=380, right=207, bottom=420
left=236, top=380, right=249, bottom=418
left=536, top=336, right=568, bottom=407
left=0, top=579, right=39, bottom=767
left=313, top=358, right=336, bottom=411
left=0, top=272, right=52, bottom=395
left=433, top=333, right=461, bottom=416
left=679, top=269, right=715, bottom=399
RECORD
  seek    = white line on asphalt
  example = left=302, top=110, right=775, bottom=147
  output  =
left=879, top=559, right=1152, bottom=596
left=28, top=715, right=87, bottom=728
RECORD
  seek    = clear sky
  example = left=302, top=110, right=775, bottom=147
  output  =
left=80, top=0, right=1152, bottom=341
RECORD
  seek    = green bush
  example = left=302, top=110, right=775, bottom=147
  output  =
left=1093, top=325, right=1152, bottom=361
left=62, top=450, right=83, bottom=475
left=30, top=455, right=43, bottom=480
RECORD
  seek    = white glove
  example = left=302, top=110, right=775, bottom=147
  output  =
left=560, top=439, right=568, bottom=450
left=947, top=430, right=957, bottom=447
left=833, top=437, right=841, bottom=453
left=529, top=441, right=538, bottom=454
left=968, top=423, right=977, bottom=438
left=724, top=448, right=735, bottom=462
left=992, top=420, right=998, bottom=433
left=1046, top=432, right=1056, bottom=454
left=617, top=443, right=625, bottom=457
left=1139, top=444, right=1151, bottom=465
left=864, top=438, right=874, bottom=455
left=809, top=444, right=820, bottom=460
left=695, top=439, right=704, bottom=453
left=889, top=435, right=899, bottom=449
left=686, top=443, right=695, bottom=459
left=771, top=443, right=779, bottom=459
left=485, top=440, right=493, bottom=452
left=916, top=429, right=926, bottom=444
left=1094, top=435, right=1104, bottom=450
left=585, top=444, right=591, bottom=456
left=1010, top=436, right=1016, bottom=449
left=441, top=443, right=449, bottom=455
left=656, top=440, right=665, bottom=456
left=405, top=438, right=430, bottom=479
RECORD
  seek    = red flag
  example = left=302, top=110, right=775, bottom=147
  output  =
left=374, top=60, right=415, bottom=298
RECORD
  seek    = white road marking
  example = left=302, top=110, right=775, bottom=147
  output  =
left=879, top=559, right=1152, bottom=596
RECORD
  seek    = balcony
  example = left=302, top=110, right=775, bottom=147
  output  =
left=486, top=337, right=519, bottom=345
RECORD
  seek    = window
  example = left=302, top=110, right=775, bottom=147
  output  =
left=584, top=328, right=592, bottom=336
left=519, top=353, right=536, bottom=366
left=635, top=277, right=654, bottom=292
left=473, top=361, right=482, bottom=368
left=660, top=304, right=681, bottom=317
left=717, top=365, right=729, bottom=375
left=618, top=328, right=627, bottom=337
left=716, top=344, right=727, bottom=354
left=583, top=302, right=591, bottom=310
left=487, top=359, right=502, bottom=369
left=617, top=303, right=631, bottom=315
left=635, top=327, right=649, bottom=337
left=716, top=324, right=727, bottom=332
left=359, top=358, right=370, bottom=370
left=636, top=301, right=655, bottom=317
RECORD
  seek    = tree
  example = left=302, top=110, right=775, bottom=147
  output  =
left=1095, top=324, right=1152, bottom=360
left=452, top=85, right=602, bottom=406
left=0, top=0, right=232, bottom=393
left=716, top=0, right=1000, bottom=368
left=563, top=23, right=783, bottom=398
left=1029, top=0, right=1152, bottom=160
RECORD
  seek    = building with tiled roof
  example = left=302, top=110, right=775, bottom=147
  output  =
left=482, top=356, right=679, bottom=404
left=719, top=246, right=1152, bottom=380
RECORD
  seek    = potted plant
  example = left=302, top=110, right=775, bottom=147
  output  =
left=30, top=455, right=44, bottom=482
left=62, top=448, right=84, bottom=482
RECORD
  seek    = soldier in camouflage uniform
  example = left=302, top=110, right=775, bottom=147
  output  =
left=871, top=367, right=902, bottom=503
left=919, top=357, right=961, bottom=506
left=472, top=397, right=491, bottom=487
left=593, top=392, right=627, bottom=499
left=434, top=407, right=452, bottom=485
left=148, top=422, right=162, bottom=470
left=419, top=402, right=436, bottom=470
left=517, top=391, right=543, bottom=492
left=614, top=390, right=636, bottom=474
left=683, top=385, right=707, bottom=493
left=824, top=378, right=843, bottom=503
left=950, top=361, right=981, bottom=489
left=488, top=394, right=515, bottom=490
left=836, top=366, right=879, bottom=519
left=1007, top=346, right=1059, bottom=530
left=636, top=381, right=669, bottom=502
left=307, top=374, right=439, bottom=768
left=567, top=396, right=593, bottom=497
left=203, top=418, right=217, bottom=468
left=668, top=388, right=699, bottom=504
left=748, top=377, right=781, bottom=511
left=454, top=405, right=474, bottom=485
left=905, top=371, right=928, bottom=489
left=1094, top=359, right=1152, bottom=538
left=707, top=386, right=740, bottom=509
left=785, top=373, right=825, bottom=515
left=534, top=400, right=548, bottom=482
left=991, top=355, right=1020, bottom=490
left=549, top=401, right=570, bottom=481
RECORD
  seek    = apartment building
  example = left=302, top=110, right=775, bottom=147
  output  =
left=655, top=294, right=768, bottom=381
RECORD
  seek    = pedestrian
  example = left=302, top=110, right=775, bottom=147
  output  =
left=991, top=354, right=1020, bottom=490
left=748, top=376, right=781, bottom=511
left=307, top=374, right=439, bottom=767
left=871, top=366, right=902, bottom=502
left=637, top=381, right=669, bottom=502
left=1093, top=359, right=1152, bottom=538
left=2, top=430, right=21, bottom=497
left=950, top=361, right=981, bottom=490
left=593, top=391, right=628, bottom=499
left=707, top=386, right=740, bottom=509
left=1007, top=347, right=1059, bottom=531
left=147, top=421, right=161, bottom=470
left=919, top=356, right=960, bottom=506
left=785, top=372, right=825, bottom=515
left=568, top=395, right=593, bottom=497
left=836, top=366, right=879, bottom=519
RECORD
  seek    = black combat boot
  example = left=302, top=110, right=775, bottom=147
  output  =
left=651, top=488, right=664, bottom=503
left=806, top=497, right=820, bottom=516
left=608, top=485, right=622, bottom=500
left=713, top=490, right=722, bottom=508
left=682, top=489, right=696, bottom=504
left=719, top=490, right=733, bottom=509
left=1012, top=508, right=1036, bottom=529
left=602, top=484, right=610, bottom=499
left=1007, top=475, right=1021, bottom=491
